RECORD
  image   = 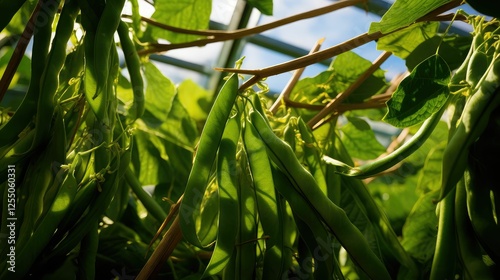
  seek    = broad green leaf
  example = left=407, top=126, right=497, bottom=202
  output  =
left=383, top=54, right=450, bottom=128
left=247, top=0, right=273, bottom=15
left=143, top=62, right=175, bottom=121
left=290, top=70, right=336, bottom=104
left=177, top=79, right=212, bottom=122
left=289, top=52, right=387, bottom=110
left=401, top=190, right=439, bottom=264
left=147, top=0, right=212, bottom=43
left=406, top=35, right=472, bottom=71
left=377, top=22, right=439, bottom=59
left=340, top=117, right=386, bottom=160
left=330, top=51, right=388, bottom=103
left=369, top=0, right=452, bottom=34
left=367, top=169, right=421, bottom=235
left=416, top=141, right=446, bottom=193
left=131, top=128, right=172, bottom=186
left=159, top=94, right=199, bottom=148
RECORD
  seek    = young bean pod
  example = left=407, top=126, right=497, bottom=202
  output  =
left=323, top=99, right=448, bottom=179
left=243, top=115, right=279, bottom=248
left=92, top=0, right=126, bottom=99
left=179, top=74, right=239, bottom=248
left=202, top=113, right=241, bottom=277
left=117, top=20, right=145, bottom=120
left=455, top=177, right=495, bottom=279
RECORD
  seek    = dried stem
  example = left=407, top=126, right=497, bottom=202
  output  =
left=270, top=38, right=325, bottom=113
left=308, top=51, right=392, bottom=129
left=137, top=0, right=367, bottom=55
left=0, top=1, right=42, bottom=102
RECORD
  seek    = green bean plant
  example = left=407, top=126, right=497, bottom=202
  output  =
left=0, top=0, right=499, bottom=279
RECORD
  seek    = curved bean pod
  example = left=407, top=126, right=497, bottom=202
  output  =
left=179, top=74, right=239, bottom=248
left=243, top=115, right=279, bottom=248
left=92, top=0, right=126, bottom=99
left=117, top=20, right=145, bottom=120
left=202, top=113, right=241, bottom=277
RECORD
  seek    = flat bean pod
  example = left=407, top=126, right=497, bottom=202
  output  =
left=179, top=74, right=239, bottom=248
left=250, top=110, right=391, bottom=280
left=92, top=0, right=126, bottom=99
left=32, top=0, right=79, bottom=148
left=117, top=20, right=145, bottom=120
left=455, top=177, right=495, bottom=279
left=297, top=118, right=328, bottom=195
left=9, top=156, right=78, bottom=279
left=440, top=60, right=500, bottom=200
left=323, top=100, right=448, bottom=179
left=202, top=113, right=241, bottom=277
left=272, top=164, right=341, bottom=279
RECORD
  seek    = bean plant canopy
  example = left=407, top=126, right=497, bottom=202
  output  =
left=0, top=0, right=499, bottom=279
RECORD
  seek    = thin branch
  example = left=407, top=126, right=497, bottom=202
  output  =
left=363, top=128, right=410, bottom=184
left=138, top=0, right=367, bottom=55
left=308, top=51, right=392, bottom=129
left=270, top=38, right=324, bottom=113
left=0, top=1, right=42, bottom=102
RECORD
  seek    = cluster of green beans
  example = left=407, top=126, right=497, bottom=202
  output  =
left=0, top=0, right=145, bottom=278
left=178, top=70, right=416, bottom=278
left=430, top=16, right=500, bottom=280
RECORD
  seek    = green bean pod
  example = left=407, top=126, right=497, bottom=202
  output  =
left=439, top=61, right=500, bottom=201
left=77, top=221, right=99, bottom=280
left=282, top=121, right=297, bottom=151
left=6, top=156, right=78, bottom=279
left=234, top=156, right=258, bottom=280
left=202, top=113, right=241, bottom=277
left=272, top=164, right=341, bottom=279
left=430, top=187, right=457, bottom=280
left=465, top=140, right=500, bottom=263
left=125, top=168, right=167, bottom=223
left=297, top=118, right=328, bottom=195
left=261, top=194, right=293, bottom=280
left=249, top=110, right=391, bottom=280
left=455, top=177, right=495, bottom=280
left=243, top=116, right=279, bottom=248
left=16, top=110, right=67, bottom=251
left=0, top=0, right=61, bottom=148
left=92, top=0, right=126, bottom=99
left=31, top=0, right=79, bottom=148
left=323, top=100, right=448, bottom=179
left=117, top=20, right=145, bottom=120
left=179, top=74, right=239, bottom=248
left=0, top=0, right=26, bottom=32
left=466, top=51, right=489, bottom=88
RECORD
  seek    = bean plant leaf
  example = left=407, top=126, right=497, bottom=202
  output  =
left=376, top=22, right=439, bottom=59
left=289, top=52, right=387, bottom=108
left=369, top=0, right=452, bottom=34
left=406, top=35, right=472, bottom=71
left=401, top=190, right=439, bottom=264
left=147, top=0, right=212, bottom=43
left=383, top=54, right=450, bottom=128
left=340, top=117, right=386, bottom=160
left=177, top=79, right=212, bottom=122
left=247, top=0, right=273, bottom=15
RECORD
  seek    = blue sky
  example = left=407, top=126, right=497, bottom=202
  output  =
left=151, top=0, right=481, bottom=93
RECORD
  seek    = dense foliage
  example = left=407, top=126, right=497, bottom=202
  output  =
left=0, top=0, right=499, bottom=279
